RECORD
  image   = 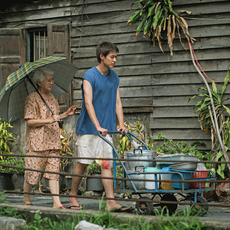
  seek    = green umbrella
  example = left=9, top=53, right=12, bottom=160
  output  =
left=0, top=56, right=78, bottom=123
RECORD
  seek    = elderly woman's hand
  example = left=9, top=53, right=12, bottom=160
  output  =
left=59, top=105, right=77, bottom=120
left=66, top=105, right=77, bottom=116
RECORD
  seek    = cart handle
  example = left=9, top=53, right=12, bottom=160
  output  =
left=98, top=130, right=149, bottom=150
left=98, top=130, right=139, bottom=192
left=126, top=131, right=149, bottom=150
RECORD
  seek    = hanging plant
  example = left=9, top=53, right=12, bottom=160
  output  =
left=128, top=0, right=195, bottom=55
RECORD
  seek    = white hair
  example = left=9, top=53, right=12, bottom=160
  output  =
left=33, top=67, right=54, bottom=86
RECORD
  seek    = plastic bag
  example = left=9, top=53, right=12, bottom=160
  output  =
left=197, top=161, right=207, bottom=170
left=95, top=135, right=113, bottom=170
left=75, top=220, right=105, bottom=230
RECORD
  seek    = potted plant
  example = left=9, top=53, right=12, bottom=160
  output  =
left=0, top=118, right=17, bottom=190
left=85, top=163, right=104, bottom=192
left=0, top=153, right=25, bottom=190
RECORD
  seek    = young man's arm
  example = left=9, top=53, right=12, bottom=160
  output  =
left=83, top=79, right=108, bottom=136
left=116, top=86, right=128, bottom=133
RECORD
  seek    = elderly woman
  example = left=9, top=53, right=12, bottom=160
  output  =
left=23, top=67, right=76, bottom=209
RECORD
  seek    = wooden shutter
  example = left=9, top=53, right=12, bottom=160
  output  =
left=0, top=28, right=26, bottom=90
left=47, top=24, right=72, bottom=112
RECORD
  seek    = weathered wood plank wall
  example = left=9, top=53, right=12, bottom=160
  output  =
left=1, top=0, right=230, bottom=149
left=149, top=0, right=230, bottom=147
left=70, top=0, right=230, bottom=148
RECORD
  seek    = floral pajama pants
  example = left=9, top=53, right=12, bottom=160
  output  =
left=25, top=149, right=60, bottom=185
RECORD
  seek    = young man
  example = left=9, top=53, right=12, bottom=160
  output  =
left=69, top=42, right=132, bottom=212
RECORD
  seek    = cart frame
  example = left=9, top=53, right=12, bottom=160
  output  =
left=98, top=131, right=215, bottom=215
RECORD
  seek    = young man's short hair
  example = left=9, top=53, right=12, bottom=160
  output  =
left=96, top=42, right=119, bottom=63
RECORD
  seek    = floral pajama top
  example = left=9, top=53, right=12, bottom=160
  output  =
left=24, top=91, right=61, bottom=151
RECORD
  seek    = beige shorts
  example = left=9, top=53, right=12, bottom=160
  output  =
left=76, top=134, right=113, bottom=165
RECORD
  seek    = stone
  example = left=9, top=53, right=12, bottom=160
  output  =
left=0, top=217, right=26, bottom=230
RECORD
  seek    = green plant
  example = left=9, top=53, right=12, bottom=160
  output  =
left=115, top=121, right=145, bottom=157
left=0, top=118, right=15, bottom=156
left=128, top=0, right=195, bottom=55
left=148, top=132, right=196, bottom=155
left=0, top=205, right=24, bottom=219
left=153, top=207, right=210, bottom=230
left=0, top=152, right=25, bottom=173
left=214, top=148, right=230, bottom=180
left=223, top=117, right=230, bottom=146
left=78, top=163, right=102, bottom=192
left=115, top=122, right=133, bottom=157
left=60, top=129, right=74, bottom=171
left=148, top=133, right=214, bottom=170
left=0, top=191, right=7, bottom=203
left=114, top=165, right=124, bottom=178
left=188, top=69, right=230, bottom=179
left=133, top=120, right=145, bottom=141
left=87, top=163, right=101, bottom=175
left=0, top=195, right=213, bottom=230
left=23, top=203, right=209, bottom=230
left=190, top=143, right=213, bottom=170
left=188, top=70, right=230, bottom=149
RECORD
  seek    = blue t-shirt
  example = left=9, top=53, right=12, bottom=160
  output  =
left=76, top=66, right=120, bottom=134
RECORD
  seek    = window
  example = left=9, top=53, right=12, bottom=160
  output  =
left=27, top=28, right=47, bottom=61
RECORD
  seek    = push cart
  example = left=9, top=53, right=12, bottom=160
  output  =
left=98, top=131, right=215, bottom=215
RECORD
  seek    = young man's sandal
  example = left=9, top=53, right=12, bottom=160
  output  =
left=110, top=206, right=133, bottom=213
left=69, top=205, right=83, bottom=210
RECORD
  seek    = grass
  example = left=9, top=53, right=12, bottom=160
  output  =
left=0, top=192, right=214, bottom=230
left=3, top=209, right=210, bottom=230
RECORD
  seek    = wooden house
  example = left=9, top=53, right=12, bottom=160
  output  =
left=1, top=0, right=230, bottom=154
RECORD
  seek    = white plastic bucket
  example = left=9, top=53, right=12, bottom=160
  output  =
left=144, top=167, right=160, bottom=190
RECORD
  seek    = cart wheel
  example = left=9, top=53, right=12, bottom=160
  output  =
left=190, top=196, right=209, bottom=216
left=160, top=194, right=178, bottom=215
left=135, top=197, right=153, bottom=215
